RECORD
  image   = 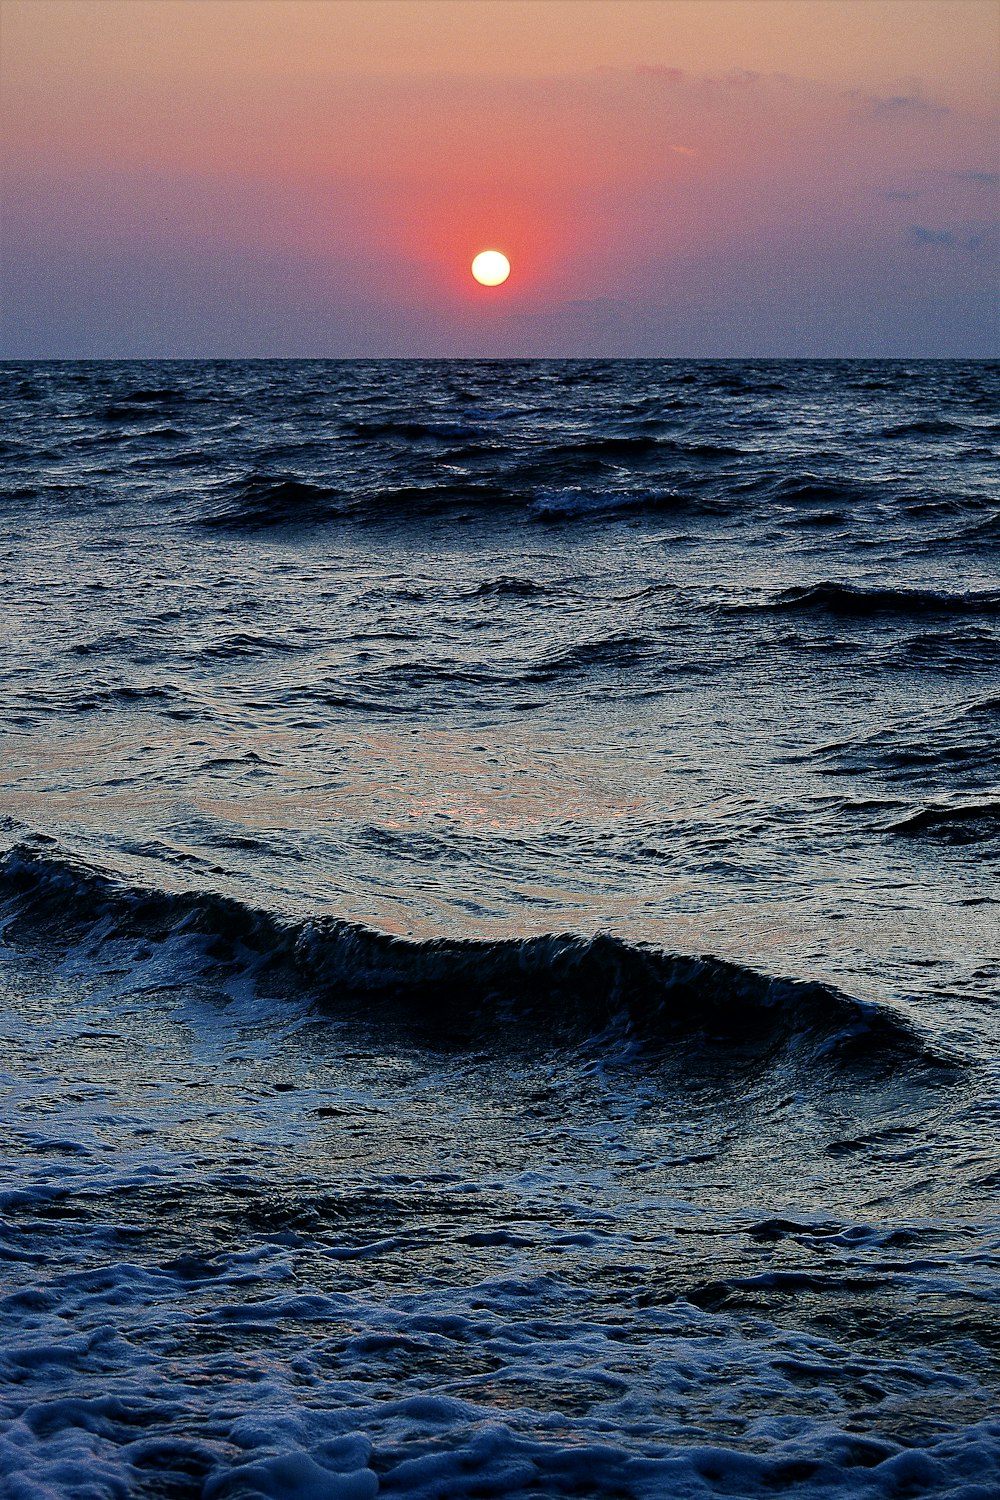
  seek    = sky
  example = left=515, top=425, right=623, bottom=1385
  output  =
left=1, top=0, right=997, bottom=357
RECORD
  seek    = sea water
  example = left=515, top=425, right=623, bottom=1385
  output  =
left=0, top=359, right=997, bottom=1497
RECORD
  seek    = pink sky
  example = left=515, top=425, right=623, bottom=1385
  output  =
left=2, top=0, right=997, bottom=355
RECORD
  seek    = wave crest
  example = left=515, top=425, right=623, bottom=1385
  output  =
left=202, top=474, right=342, bottom=528
left=769, top=582, right=1000, bottom=619
left=0, top=844, right=931, bottom=1069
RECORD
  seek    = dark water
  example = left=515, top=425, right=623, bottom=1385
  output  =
left=0, top=359, right=998, bottom=1498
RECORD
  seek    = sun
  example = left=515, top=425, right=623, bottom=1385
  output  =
left=471, top=250, right=510, bottom=287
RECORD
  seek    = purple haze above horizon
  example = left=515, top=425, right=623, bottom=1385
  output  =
left=1, top=0, right=997, bottom=359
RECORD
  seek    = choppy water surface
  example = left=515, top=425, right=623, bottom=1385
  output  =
left=0, top=360, right=998, bottom=1498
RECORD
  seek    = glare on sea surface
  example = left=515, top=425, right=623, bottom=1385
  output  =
left=471, top=250, right=511, bottom=286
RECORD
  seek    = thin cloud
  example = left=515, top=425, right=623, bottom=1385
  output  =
left=937, top=170, right=999, bottom=188
left=847, top=90, right=950, bottom=120
left=702, top=68, right=764, bottom=89
left=908, top=225, right=956, bottom=245
left=634, top=65, right=685, bottom=84
left=907, top=223, right=996, bottom=253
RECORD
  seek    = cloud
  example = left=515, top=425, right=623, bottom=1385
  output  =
left=905, top=224, right=997, bottom=252
left=634, top=65, right=685, bottom=84
left=847, top=90, right=949, bottom=119
left=939, top=170, right=999, bottom=188
left=5, top=29, right=996, bottom=358
left=883, top=171, right=999, bottom=204
left=908, top=225, right=956, bottom=245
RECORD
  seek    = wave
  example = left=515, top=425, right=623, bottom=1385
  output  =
left=902, top=491, right=994, bottom=518
left=201, top=473, right=342, bottom=528
left=803, top=697, right=1000, bottom=781
left=507, top=436, right=743, bottom=490
left=963, top=693, right=1000, bottom=722
left=294, top=633, right=656, bottom=702
left=9, top=682, right=187, bottom=716
left=523, top=633, right=654, bottom=679
left=0, top=843, right=933, bottom=1069
left=881, top=418, right=965, bottom=438
left=769, top=476, right=871, bottom=505
left=529, top=487, right=686, bottom=519
left=346, top=417, right=483, bottom=443
left=782, top=510, right=849, bottom=529
left=195, top=450, right=709, bottom=531
left=203, top=476, right=530, bottom=527
left=363, top=481, right=523, bottom=515
left=460, top=576, right=560, bottom=600
left=700, top=371, right=790, bottom=395
left=544, top=434, right=664, bottom=462
left=101, top=388, right=189, bottom=421
left=885, top=800, right=1000, bottom=843
left=110, top=388, right=187, bottom=405
left=767, top=582, right=1000, bottom=619
left=883, top=628, right=1000, bottom=670
left=191, top=631, right=307, bottom=660
left=952, top=512, right=1000, bottom=543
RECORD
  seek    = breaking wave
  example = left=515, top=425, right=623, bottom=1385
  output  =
left=767, top=582, right=1000, bottom=619
left=885, top=799, right=1000, bottom=843
left=0, top=844, right=931, bottom=1069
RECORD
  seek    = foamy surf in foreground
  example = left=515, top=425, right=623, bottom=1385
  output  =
left=1, top=358, right=998, bottom=1496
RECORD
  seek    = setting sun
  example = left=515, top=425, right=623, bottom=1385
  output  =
left=471, top=250, right=511, bottom=286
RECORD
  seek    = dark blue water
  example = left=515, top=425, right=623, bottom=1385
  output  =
left=1, top=360, right=998, bottom=1498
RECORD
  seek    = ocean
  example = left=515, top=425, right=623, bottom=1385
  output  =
left=0, top=358, right=997, bottom=1499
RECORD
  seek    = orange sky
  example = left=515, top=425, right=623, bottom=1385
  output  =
left=6, top=1, right=997, bottom=102
left=2, top=0, right=997, bottom=355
